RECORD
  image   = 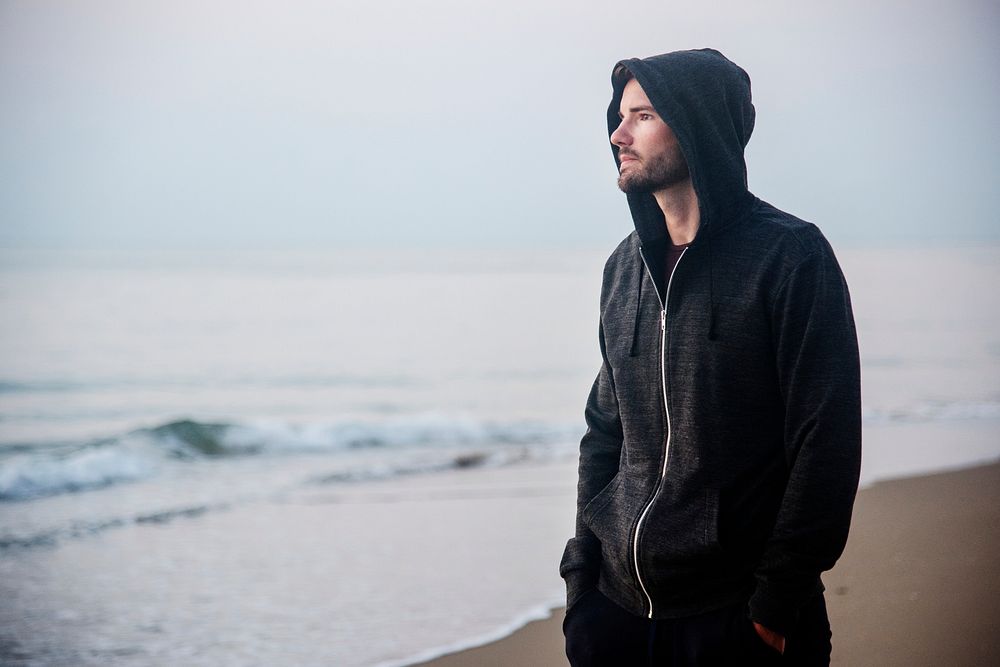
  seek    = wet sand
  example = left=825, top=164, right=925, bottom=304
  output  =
left=413, top=461, right=1000, bottom=666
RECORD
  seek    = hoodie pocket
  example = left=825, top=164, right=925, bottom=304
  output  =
left=581, top=473, right=623, bottom=525
left=580, top=473, right=635, bottom=568
left=581, top=473, right=638, bottom=583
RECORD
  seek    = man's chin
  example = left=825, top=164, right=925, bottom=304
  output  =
left=618, top=177, right=652, bottom=194
left=618, top=171, right=690, bottom=194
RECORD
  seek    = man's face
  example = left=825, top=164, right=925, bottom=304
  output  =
left=611, top=78, right=689, bottom=194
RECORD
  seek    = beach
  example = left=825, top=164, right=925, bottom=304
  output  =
left=4, top=457, right=998, bottom=666
left=414, top=461, right=1000, bottom=667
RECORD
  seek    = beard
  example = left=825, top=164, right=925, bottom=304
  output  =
left=617, top=149, right=690, bottom=194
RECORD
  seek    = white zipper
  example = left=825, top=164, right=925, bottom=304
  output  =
left=633, top=246, right=687, bottom=618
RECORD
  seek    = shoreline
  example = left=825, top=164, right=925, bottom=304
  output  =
left=5, top=453, right=998, bottom=665
left=409, top=460, right=1000, bottom=667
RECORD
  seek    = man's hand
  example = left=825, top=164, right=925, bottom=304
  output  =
left=753, top=622, right=786, bottom=654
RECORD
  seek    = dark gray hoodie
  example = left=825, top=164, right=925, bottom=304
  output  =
left=559, top=49, right=861, bottom=635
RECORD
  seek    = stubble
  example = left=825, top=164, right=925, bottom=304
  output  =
left=617, top=149, right=690, bottom=194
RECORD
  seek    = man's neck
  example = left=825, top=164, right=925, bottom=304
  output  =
left=653, top=179, right=700, bottom=245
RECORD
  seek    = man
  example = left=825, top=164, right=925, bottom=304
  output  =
left=559, top=49, right=861, bottom=665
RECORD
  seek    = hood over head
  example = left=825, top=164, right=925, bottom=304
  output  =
left=609, top=48, right=756, bottom=246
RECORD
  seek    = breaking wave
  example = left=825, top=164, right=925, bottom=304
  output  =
left=0, top=414, right=581, bottom=501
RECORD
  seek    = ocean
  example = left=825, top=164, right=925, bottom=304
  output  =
left=1, top=245, right=998, bottom=666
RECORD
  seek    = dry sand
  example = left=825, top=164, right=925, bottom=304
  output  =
left=413, top=461, right=1000, bottom=666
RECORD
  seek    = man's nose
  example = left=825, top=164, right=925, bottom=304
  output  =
left=610, top=122, right=631, bottom=147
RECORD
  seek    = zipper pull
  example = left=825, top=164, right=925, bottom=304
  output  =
left=660, top=310, right=666, bottom=331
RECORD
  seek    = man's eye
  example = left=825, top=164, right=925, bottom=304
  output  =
left=639, top=113, right=653, bottom=120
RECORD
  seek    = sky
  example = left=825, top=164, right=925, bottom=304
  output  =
left=1, top=0, right=998, bottom=250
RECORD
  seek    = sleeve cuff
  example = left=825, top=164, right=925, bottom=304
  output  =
left=563, top=567, right=599, bottom=610
left=748, top=578, right=824, bottom=637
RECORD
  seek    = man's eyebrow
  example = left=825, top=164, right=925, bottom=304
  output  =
left=618, top=105, right=658, bottom=118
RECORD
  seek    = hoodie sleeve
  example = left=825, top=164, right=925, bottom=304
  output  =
left=749, top=240, right=862, bottom=635
left=559, top=317, right=624, bottom=610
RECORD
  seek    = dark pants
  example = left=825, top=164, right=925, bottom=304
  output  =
left=563, top=589, right=831, bottom=666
